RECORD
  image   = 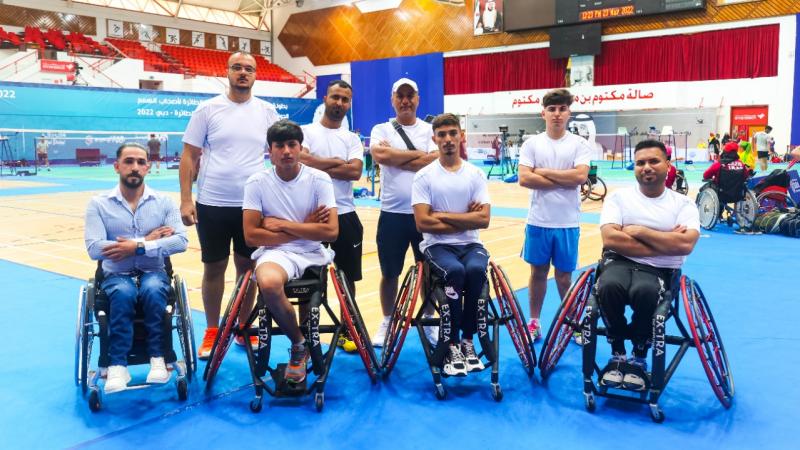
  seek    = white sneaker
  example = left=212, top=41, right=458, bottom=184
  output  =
left=461, top=340, right=485, bottom=372
left=105, top=365, right=131, bottom=394
left=372, top=317, right=391, bottom=347
left=443, top=345, right=468, bottom=377
left=423, top=313, right=439, bottom=345
left=600, top=355, right=626, bottom=388
left=146, top=357, right=170, bottom=384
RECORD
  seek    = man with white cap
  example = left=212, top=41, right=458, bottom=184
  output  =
left=370, top=78, right=439, bottom=346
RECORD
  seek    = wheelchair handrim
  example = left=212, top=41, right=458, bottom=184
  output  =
left=539, top=268, right=593, bottom=377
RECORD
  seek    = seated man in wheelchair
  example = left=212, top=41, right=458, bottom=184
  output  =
left=411, top=113, right=491, bottom=376
left=597, top=139, right=700, bottom=390
left=84, top=143, right=188, bottom=393
left=702, top=141, right=751, bottom=206
left=242, top=119, right=338, bottom=385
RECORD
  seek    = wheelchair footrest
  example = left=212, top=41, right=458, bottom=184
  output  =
left=273, top=363, right=307, bottom=397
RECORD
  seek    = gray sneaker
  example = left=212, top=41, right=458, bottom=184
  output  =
left=443, top=345, right=468, bottom=377
left=461, top=340, right=485, bottom=372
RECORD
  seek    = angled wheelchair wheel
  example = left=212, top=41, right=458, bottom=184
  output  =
left=587, top=177, right=607, bottom=201
left=580, top=181, right=591, bottom=201
left=489, top=261, right=536, bottom=375
left=539, top=268, right=594, bottom=379
left=173, top=274, right=197, bottom=383
left=735, top=190, right=758, bottom=230
left=757, top=190, right=796, bottom=214
left=331, top=267, right=379, bottom=383
left=696, top=187, right=719, bottom=230
left=203, top=270, right=251, bottom=390
left=380, top=262, right=422, bottom=377
left=681, top=276, right=734, bottom=408
left=74, top=282, right=92, bottom=394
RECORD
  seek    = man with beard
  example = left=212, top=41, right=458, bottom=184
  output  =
left=517, top=88, right=591, bottom=341
left=84, top=143, right=188, bottom=393
left=179, top=52, right=280, bottom=359
left=369, top=78, right=439, bottom=346
left=300, top=80, right=364, bottom=352
left=412, top=113, right=491, bottom=376
left=596, top=139, right=699, bottom=391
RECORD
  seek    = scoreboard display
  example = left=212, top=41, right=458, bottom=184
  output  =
left=557, top=1, right=706, bottom=25
left=504, top=1, right=706, bottom=32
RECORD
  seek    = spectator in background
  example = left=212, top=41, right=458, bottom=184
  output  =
left=147, top=134, right=161, bottom=174
left=708, top=133, right=720, bottom=162
left=36, top=134, right=50, bottom=171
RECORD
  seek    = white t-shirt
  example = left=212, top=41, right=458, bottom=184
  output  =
left=518, top=132, right=593, bottom=228
left=301, top=122, right=363, bottom=215
left=370, top=118, right=438, bottom=214
left=183, top=94, right=280, bottom=207
left=242, top=165, right=337, bottom=255
left=599, top=186, right=700, bottom=269
left=753, top=131, right=771, bottom=153
left=411, top=160, right=490, bottom=252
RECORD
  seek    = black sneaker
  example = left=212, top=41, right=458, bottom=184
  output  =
left=461, top=340, right=485, bottom=372
left=600, top=354, right=626, bottom=388
left=622, top=356, right=648, bottom=391
left=443, top=345, right=468, bottom=377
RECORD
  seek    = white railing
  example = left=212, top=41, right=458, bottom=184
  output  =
left=73, top=54, right=123, bottom=88
left=0, top=50, right=38, bottom=80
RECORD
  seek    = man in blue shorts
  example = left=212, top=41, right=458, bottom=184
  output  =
left=518, top=88, right=591, bottom=339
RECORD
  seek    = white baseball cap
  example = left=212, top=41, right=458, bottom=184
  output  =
left=392, top=78, right=418, bottom=94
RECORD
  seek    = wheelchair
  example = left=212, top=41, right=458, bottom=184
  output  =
left=203, top=265, right=376, bottom=412
left=380, top=260, right=536, bottom=401
left=696, top=180, right=758, bottom=231
left=580, top=165, right=607, bottom=202
left=672, top=169, right=689, bottom=195
left=74, top=259, right=196, bottom=412
left=538, top=259, right=734, bottom=422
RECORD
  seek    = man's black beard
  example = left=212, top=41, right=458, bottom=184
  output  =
left=325, top=108, right=345, bottom=122
left=121, top=175, right=143, bottom=189
left=231, top=83, right=251, bottom=94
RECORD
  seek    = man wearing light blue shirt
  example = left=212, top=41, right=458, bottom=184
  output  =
left=84, top=143, right=188, bottom=394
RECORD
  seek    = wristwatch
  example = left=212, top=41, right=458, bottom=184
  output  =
left=135, top=241, right=145, bottom=256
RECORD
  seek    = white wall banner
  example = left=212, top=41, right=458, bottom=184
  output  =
left=260, top=40, right=272, bottom=57
left=191, top=31, right=205, bottom=48
left=107, top=20, right=123, bottom=38
left=239, top=39, right=250, bottom=52
left=139, top=25, right=154, bottom=42
left=165, top=28, right=180, bottom=45
left=217, top=35, right=229, bottom=50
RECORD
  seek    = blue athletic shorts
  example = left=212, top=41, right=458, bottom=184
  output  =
left=521, top=224, right=580, bottom=272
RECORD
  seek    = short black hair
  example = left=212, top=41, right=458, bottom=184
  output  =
left=267, top=119, right=303, bottom=146
left=116, top=142, right=148, bottom=159
left=634, top=139, right=667, bottom=158
left=431, top=113, right=461, bottom=131
left=327, top=79, right=352, bottom=92
left=542, top=88, right=573, bottom=107
left=765, top=125, right=773, bottom=133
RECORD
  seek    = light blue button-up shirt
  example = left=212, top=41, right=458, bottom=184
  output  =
left=84, top=185, right=188, bottom=275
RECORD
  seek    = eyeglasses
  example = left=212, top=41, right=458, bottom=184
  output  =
left=544, top=105, right=569, bottom=114
left=229, top=64, right=256, bottom=73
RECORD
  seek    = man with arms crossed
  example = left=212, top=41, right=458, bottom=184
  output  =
left=300, top=80, right=364, bottom=352
left=85, top=143, right=188, bottom=393
left=242, top=120, right=338, bottom=384
left=179, top=52, right=280, bottom=358
left=597, top=139, right=700, bottom=390
left=370, top=78, right=438, bottom=345
left=412, top=113, right=491, bottom=376
left=518, top=88, right=591, bottom=339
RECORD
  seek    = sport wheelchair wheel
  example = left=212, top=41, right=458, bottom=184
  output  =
left=681, top=276, right=734, bottom=408
left=757, top=190, right=796, bottom=214
left=581, top=178, right=607, bottom=202
left=203, top=270, right=251, bottom=390
left=174, top=274, right=197, bottom=383
left=489, top=261, right=536, bottom=375
left=380, top=262, right=422, bottom=377
left=539, top=268, right=594, bottom=379
left=74, top=282, right=93, bottom=395
left=330, top=267, right=379, bottom=383
left=734, top=190, right=758, bottom=230
left=696, top=187, right=719, bottom=230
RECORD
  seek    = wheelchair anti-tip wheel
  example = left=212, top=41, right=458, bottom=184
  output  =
left=489, top=261, right=536, bottom=375
left=330, top=267, right=380, bottom=383
left=680, top=276, right=734, bottom=408
left=539, top=268, right=594, bottom=379
left=174, top=274, right=197, bottom=383
left=203, top=270, right=251, bottom=390
left=696, top=187, right=720, bottom=230
left=380, top=262, right=422, bottom=377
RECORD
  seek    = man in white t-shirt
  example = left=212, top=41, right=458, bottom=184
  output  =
left=179, top=51, right=280, bottom=359
left=300, top=79, right=364, bottom=353
left=753, top=125, right=773, bottom=171
left=370, top=78, right=439, bottom=346
left=596, top=139, right=700, bottom=391
left=242, top=120, right=338, bottom=385
left=412, top=113, right=491, bottom=377
left=517, top=88, right=592, bottom=340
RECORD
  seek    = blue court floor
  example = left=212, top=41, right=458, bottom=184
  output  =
left=0, top=224, right=797, bottom=449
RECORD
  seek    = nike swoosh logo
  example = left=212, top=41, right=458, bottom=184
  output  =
left=353, top=243, right=361, bottom=248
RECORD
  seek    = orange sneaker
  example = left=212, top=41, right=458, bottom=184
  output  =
left=285, top=344, right=309, bottom=384
left=198, top=327, right=218, bottom=361
left=235, top=334, right=259, bottom=350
